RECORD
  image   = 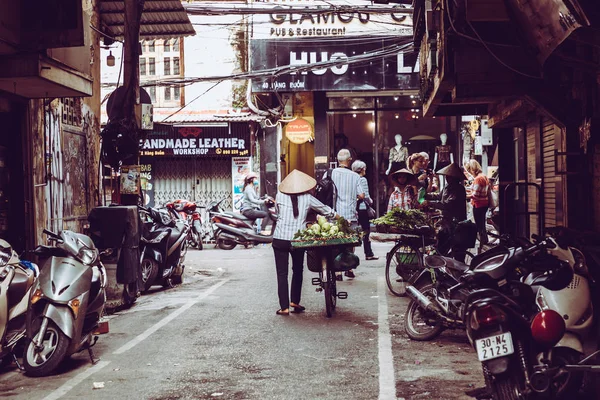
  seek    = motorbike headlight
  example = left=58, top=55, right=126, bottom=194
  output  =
left=78, top=248, right=98, bottom=265
left=141, top=231, right=169, bottom=244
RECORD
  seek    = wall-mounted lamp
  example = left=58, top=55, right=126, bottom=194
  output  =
left=352, top=113, right=357, bottom=118
left=107, top=51, right=115, bottom=67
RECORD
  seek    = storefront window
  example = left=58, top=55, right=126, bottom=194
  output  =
left=328, top=97, right=374, bottom=110
left=377, top=96, right=419, bottom=110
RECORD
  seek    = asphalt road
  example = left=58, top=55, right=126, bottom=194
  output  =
left=0, top=242, right=484, bottom=399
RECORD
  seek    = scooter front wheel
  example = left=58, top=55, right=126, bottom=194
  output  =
left=24, top=318, right=70, bottom=377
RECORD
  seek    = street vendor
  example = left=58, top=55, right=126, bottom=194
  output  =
left=387, top=169, right=419, bottom=212
left=272, top=169, right=339, bottom=316
left=421, top=163, right=467, bottom=222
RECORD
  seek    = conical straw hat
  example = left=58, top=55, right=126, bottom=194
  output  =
left=279, top=169, right=317, bottom=194
left=390, top=168, right=417, bottom=186
left=436, top=163, right=467, bottom=180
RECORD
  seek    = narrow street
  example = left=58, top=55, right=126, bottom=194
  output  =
left=0, top=242, right=483, bottom=400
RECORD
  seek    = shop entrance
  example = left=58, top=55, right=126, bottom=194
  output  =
left=0, top=104, right=27, bottom=252
left=326, top=95, right=450, bottom=216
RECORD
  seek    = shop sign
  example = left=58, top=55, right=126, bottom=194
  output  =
left=250, top=37, right=418, bottom=92
left=120, top=165, right=140, bottom=195
left=251, top=0, right=413, bottom=39
left=140, top=124, right=250, bottom=157
left=285, top=118, right=313, bottom=144
left=140, top=163, right=154, bottom=207
left=232, top=157, right=253, bottom=212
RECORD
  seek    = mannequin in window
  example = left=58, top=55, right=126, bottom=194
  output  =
left=386, top=134, right=409, bottom=175
left=433, top=133, right=453, bottom=189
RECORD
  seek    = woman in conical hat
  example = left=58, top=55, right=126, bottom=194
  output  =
left=421, top=162, right=467, bottom=222
left=272, top=169, right=338, bottom=316
left=387, top=169, right=419, bottom=211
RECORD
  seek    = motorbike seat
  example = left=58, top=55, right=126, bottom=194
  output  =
left=424, top=255, right=469, bottom=272
left=230, top=212, right=252, bottom=221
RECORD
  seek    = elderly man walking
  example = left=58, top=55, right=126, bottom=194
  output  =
left=331, top=148, right=364, bottom=279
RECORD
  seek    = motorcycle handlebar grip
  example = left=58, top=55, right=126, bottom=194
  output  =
left=43, top=228, right=59, bottom=238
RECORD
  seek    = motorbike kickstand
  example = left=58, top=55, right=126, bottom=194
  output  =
left=12, top=354, right=24, bottom=371
left=87, top=336, right=100, bottom=365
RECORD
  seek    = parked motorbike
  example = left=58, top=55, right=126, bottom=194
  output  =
left=23, top=229, right=107, bottom=377
left=139, top=206, right=189, bottom=291
left=166, top=199, right=203, bottom=250
left=459, top=237, right=577, bottom=399
left=0, top=240, right=39, bottom=370
left=212, top=197, right=277, bottom=250
left=404, top=237, right=534, bottom=341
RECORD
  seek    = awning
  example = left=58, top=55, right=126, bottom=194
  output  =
left=99, top=0, right=195, bottom=41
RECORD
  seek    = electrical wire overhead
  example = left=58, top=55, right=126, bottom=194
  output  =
left=133, top=40, right=414, bottom=89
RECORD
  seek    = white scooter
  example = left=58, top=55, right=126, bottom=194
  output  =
left=0, top=239, right=39, bottom=370
left=529, top=237, right=598, bottom=397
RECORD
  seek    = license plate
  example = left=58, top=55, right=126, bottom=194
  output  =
left=475, top=332, right=514, bottom=362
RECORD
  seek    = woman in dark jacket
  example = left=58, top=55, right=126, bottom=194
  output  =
left=421, top=163, right=468, bottom=259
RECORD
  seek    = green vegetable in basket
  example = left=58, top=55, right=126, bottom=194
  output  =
left=294, top=216, right=358, bottom=241
left=371, top=208, right=431, bottom=231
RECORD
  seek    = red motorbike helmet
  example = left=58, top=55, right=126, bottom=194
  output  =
left=530, top=309, right=566, bottom=349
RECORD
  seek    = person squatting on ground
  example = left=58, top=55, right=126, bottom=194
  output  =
left=387, top=169, right=418, bottom=211
left=240, top=172, right=275, bottom=234
left=272, top=170, right=338, bottom=316
left=352, top=160, right=378, bottom=261
left=331, top=149, right=364, bottom=278
left=465, top=159, right=490, bottom=245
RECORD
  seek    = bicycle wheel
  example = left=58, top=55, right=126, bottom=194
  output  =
left=324, top=268, right=337, bottom=318
left=385, top=240, right=424, bottom=297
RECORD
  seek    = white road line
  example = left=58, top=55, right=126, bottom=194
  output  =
left=378, top=276, right=396, bottom=400
left=42, top=279, right=229, bottom=400
left=42, top=360, right=111, bottom=400
left=113, top=278, right=229, bottom=355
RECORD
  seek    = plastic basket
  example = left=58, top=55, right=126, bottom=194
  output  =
left=306, top=249, right=325, bottom=273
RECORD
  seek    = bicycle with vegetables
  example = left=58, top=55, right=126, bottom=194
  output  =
left=379, top=212, right=478, bottom=297
left=292, top=217, right=361, bottom=318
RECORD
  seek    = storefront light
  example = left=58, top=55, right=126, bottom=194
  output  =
left=352, top=113, right=357, bottom=118
left=368, top=121, right=375, bottom=129
left=395, top=114, right=399, bottom=119
left=394, top=97, right=399, bottom=101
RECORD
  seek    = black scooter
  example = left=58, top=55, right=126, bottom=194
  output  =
left=139, top=207, right=189, bottom=291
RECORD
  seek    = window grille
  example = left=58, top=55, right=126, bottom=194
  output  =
left=140, top=58, right=146, bottom=75
left=61, top=98, right=81, bottom=127
left=173, top=57, right=180, bottom=75
left=164, top=57, right=170, bottom=75
left=149, top=58, right=155, bottom=75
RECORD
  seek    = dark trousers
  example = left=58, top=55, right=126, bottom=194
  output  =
left=242, top=205, right=271, bottom=230
left=473, top=206, right=488, bottom=244
left=272, top=238, right=305, bottom=310
left=358, top=209, right=374, bottom=257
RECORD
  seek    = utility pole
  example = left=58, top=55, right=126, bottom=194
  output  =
left=119, top=0, right=145, bottom=206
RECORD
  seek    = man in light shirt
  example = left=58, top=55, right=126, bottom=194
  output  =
left=331, top=148, right=364, bottom=279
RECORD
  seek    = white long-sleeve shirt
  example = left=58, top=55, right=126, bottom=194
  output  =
left=273, top=192, right=335, bottom=241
